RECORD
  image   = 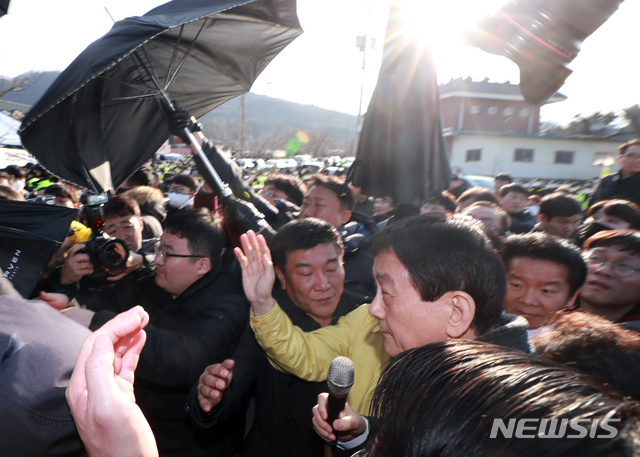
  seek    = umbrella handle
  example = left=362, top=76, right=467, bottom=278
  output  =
left=186, top=129, right=233, bottom=198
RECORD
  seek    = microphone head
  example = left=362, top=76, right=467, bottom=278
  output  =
left=327, top=356, right=355, bottom=398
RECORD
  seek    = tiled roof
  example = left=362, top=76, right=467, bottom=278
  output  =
left=439, top=77, right=567, bottom=103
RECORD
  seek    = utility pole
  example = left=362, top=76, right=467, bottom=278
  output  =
left=240, top=93, right=246, bottom=158
left=355, top=35, right=375, bottom=153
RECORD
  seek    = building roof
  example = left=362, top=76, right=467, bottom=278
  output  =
left=439, top=77, right=567, bottom=105
left=443, top=129, right=621, bottom=142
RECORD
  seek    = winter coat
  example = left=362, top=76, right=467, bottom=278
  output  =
left=66, top=265, right=249, bottom=457
left=188, top=287, right=363, bottom=457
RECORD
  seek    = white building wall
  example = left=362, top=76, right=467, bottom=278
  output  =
left=448, top=134, right=622, bottom=180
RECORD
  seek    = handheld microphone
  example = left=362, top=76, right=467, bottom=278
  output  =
left=326, top=356, right=355, bottom=445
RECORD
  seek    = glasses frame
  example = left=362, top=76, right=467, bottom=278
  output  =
left=155, top=243, right=205, bottom=263
left=584, top=254, right=637, bottom=278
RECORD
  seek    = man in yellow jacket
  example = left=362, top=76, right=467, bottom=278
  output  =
left=227, top=215, right=531, bottom=449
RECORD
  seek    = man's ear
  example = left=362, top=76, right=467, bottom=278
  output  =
left=445, top=291, right=476, bottom=340
left=137, top=217, right=144, bottom=230
left=537, top=214, right=548, bottom=225
left=275, top=266, right=287, bottom=291
left=197, top=257, right=212, bottom=276
left=338, top=209, right=352, bottom=227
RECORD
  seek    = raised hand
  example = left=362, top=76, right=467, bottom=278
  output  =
left=66, top=306, right=158, bottom=457
left=197, top=359, right=235, bottom=413
left=233, top=230, right=276, bottom=316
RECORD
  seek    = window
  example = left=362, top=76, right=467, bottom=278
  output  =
left=470, top=105, right=480, bottom=114
left=503, top=107, right=514, bottom=116
left=514, top=148, right=534, bottom=162
left=519, top=108, right=530, bottom=117
left=554, top=151, right=574, bottom=164
left=466, top=149, right=482, bottom=162
left=487, top=106, right=498, bottom=115
left=593, top=152, right=616, bottom=166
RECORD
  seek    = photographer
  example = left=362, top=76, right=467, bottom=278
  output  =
left=39, top=208, right=249, bottom=456
left=48, top=195, right=156, bottom=291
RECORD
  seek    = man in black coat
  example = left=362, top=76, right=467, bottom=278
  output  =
left=589, top=139, right=640, bottom=208
left=40, top=208, right=249, bottom=456
left=188, top=218, right=365, bottom=456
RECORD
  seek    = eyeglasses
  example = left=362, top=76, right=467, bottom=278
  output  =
left=584, top=255, right=637, bottom=277
left=155, top=243, right=204, bottom=263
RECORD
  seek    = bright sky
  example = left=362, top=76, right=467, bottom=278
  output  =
left=1, top=0, right=639, bottom=126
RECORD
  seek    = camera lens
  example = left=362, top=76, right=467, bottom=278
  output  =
left=99, top=239, right=129, bottom=270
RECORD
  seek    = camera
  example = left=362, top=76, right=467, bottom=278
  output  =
left=79, top=192, right=130, bottom=274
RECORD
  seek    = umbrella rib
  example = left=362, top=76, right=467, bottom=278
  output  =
left=165, top=24, right=185, bottom=88
left=138, top=47, right=165, bottom=95
left=96, top=75, right=160, bottom=96
left=164, top=19, right=208, bottom=91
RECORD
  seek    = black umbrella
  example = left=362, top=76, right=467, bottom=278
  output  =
left=349, top=0, right=451, bottom=205
left=0, top=226, right=60, bottom=298
left=0, top=0, right=10, bottom=17
left=0, top=199, right=78, bottom=242
left=19, top=0, right=302, bottom=193
left=0, top=199, right=78, bottom=297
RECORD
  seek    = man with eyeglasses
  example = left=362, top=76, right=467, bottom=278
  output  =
left=589, top=139, right=640, bottom=208
left=579, top=229, right=640, bottom=325
left=40, top=208, right=249, bottom=457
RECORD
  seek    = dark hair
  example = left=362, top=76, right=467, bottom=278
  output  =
left=43, top=184, right=77, bottom=204
left=170, top=174, right=198, bottom=193
left=122, top=186, right=165, bottom=206
left=456, top=186, right=499, bottom=206
left=125, top=168, right=153, bottom=187
left=583, top=229, right=640, bottom=256
left=163, top=208, right=224, bottom=266
left=499, top=183, right=529, bottom=198
left=264, top=174, right=307, bottom=207
left=501, top=233, right=587, bottom=297
left=425, top=192, right=456, bottom=212
left=464, top=201, right=512, bottom=235
left=103, top=195, right=141, bottom=219
left=271, top=218, right=344, bottom=272
left=3, top=165, right=25, bottom=179
left=618, top=138, right=640, bottom=156
left=494, top=172, right=513, bottom=183
left=535, top=311, right=640, bottom=400
left=539, top=193, right=582, bottom=219
left=368, top=340, right=640, bottom=457
left=372, top=215, right=505, bottom=335
left=306, top=175, right=354, bottom=211
left=587, top=199, right=640, bottom=229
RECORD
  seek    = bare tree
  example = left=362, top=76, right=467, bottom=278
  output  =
left=306, top=129, right=336, bottom=157
left=624, top=105, right=640, bottom=138
left=0, top=71, right=43, bottom=99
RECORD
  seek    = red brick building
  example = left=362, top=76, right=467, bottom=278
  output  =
left=439, top=77, right=566, bottom=136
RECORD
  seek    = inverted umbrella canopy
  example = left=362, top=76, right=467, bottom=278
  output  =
left=349, top=0, right=451, bottom=205
left=19, top=0, right=302, bottom=193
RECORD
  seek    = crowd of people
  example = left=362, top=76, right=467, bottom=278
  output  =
left=3, top=128, right=640, bottom=456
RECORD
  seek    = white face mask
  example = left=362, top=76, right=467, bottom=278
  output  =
left=166, top=192, right=193, bottom=209
left=12, top=180, right=25, bottom=191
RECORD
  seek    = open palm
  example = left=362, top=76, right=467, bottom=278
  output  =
left=234, top=231, right=276, bottom=315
